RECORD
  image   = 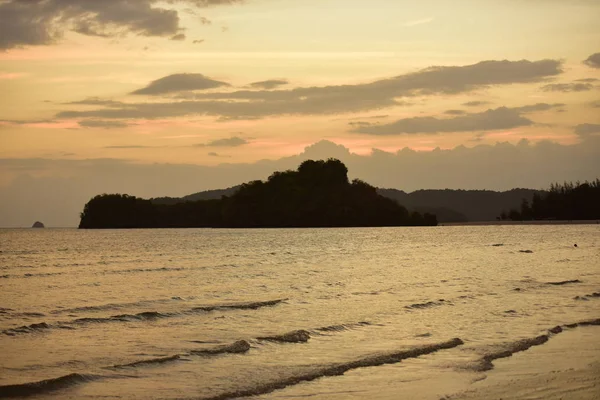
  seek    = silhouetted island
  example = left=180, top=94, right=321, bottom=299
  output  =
left=32, top=221, right=45, bottom=228
left=79, top=159, right=437, bottom=229
left=499, top=180, right=600, bottom=221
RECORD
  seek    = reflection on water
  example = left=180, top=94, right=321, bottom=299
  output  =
left=0, top=226, right=598, bottom=399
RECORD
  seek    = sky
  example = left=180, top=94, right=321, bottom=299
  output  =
left=0, top=0, right=599, bottom=227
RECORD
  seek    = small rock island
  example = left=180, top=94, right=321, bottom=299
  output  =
left=79, top=159, right=437, bottom=229
left=32, top=221, right=45, bottom=228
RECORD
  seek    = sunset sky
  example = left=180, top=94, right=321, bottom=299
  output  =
left=0, top=0, right=599, bottom=226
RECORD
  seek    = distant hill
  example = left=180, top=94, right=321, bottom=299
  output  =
left=153, top=186, right=544, bottom=223
left=80, top=159, right=437, bottom=229
left=378, top=188, right=545, bottom=222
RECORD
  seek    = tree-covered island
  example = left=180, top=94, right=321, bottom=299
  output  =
left=79, top=159, right=437, bottom=229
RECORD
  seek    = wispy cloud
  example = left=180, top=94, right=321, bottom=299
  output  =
left=0, top=72, right=27, bottom=80
left=403, top=17, right=434, bottom=27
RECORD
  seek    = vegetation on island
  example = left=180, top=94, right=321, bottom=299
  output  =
left=499, top=180, right=600, bottom=221
left=79, top=159, right=437, bottom=229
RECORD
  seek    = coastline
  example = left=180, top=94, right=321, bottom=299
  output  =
left=449, top=326, right=600, bottom=400
left=443, top=220, right=600, bottom=226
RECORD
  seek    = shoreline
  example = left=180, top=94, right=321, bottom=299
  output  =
left=449, top=326, right=600, bottom=400
left=443, top=220, right=600, bottom=226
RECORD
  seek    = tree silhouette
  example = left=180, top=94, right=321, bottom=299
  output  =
left=79, top=159, right=437, bottom=228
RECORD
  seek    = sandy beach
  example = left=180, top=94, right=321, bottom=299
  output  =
left=450, top=326, right=600, bottom=400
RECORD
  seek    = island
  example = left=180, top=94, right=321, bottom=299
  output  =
left=79, top=159, right=437, bottom=229
left=32, top=221, right=45, bottom=228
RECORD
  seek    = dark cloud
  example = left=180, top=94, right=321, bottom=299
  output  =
left=590, top=100, right=600, bottom=108
left=354, top=107, right=534, bottom=135
left=66, top=97, right=123, bottom=107
left=0, top=0, right=243, bottom=50
left=444, top=109, right=466, bottom=115
left=462, top=101, right=492, bottom=107
left=512, top=103, right=565, bottom=112
left=170, top=33, right=186, bottom=41
left=131, top=73, right=229, bottom=95
left=541, top=82, right=594, bottom=92
left=583, top=52, right=600, bottom=69
left=249, top=79, right=289, bottom=89
left=78, top=120, right=131, bottom=129
left=196, top=137, right=249, bottom=147
left=575, top=78, right=598, bottom=83
left=60, top=59, right=562, bottom=119
left=104, top=145, right=154, bottom=149
left=575, top=123, right=600, bottom=137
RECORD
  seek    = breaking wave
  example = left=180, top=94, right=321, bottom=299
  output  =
left=258, top=330, right=311, bottom=343
left=3, top=299, right=287, bottom=336
left=405, top=299, right=450, bottom=309
left=0, top=373, right=100, bottom=398
left=190, top=340, right=251, bottom=356
left=547, top=279, right=582, bottom=286
left=113, top=355, right=181, bottom=369
left=198, top=338, right=464, bottom=400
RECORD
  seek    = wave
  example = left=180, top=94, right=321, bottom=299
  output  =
left=547, top=279, right=582, bottom=285
left=113, top=355, right=181, bottom=369
left=518, top=250, right=534, bottom=253
left=198, top=338, right=464, bottom=400
left=574, top=292, right=600, bottom=301
left=191, top=298, right=286, bottom=312
left=0, top=373, right=99, bottom=398
left=2, top=322, right=51, bottom=336
left=73, top=311, right=171, bottom=325
left=190, top=340, right=251, bottom=356
left=104, top=266, right=188, bottom=275
left=257, top=330, right=311, bottom=343
left=405, top=299, right=449, bottom=309
left=475, top=335, right=549, bottom=371
left=314, top=321, right=372, bottom=332
left=52, top=297, right=185, bottom=314
left=112, top=341, right=252, bottom=369
left=4, top=299, right=287, bottom=336
left=473, top=318, right=600, bottom=371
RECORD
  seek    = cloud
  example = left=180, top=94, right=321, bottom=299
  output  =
left=583, top=52, right=600, bottom=69
left=0, top=72, right=27, bottom=80
left=462, top=101, right=492, bottom=107
left=193, top=39, right=205, bottom=44
left=104, top=145, right=154, bottom=149
left=170, top=33, right=186, bottom=41
left=131, top=73, right=230, bottom=95
left=444, top=109, right=466, bottom=115
left=512, top=102, right=565, bottom=112
left=249, top=79, right=289, bottom=89
left=196, top=136, right=249, bottom=147
left=0, top=0, right=243, bottom=50
left=354, top=107, right=534, bottom=135
left=541, top=82, right=594, bottom=92
left=575, top=78, right=598, bottom=83
left=66, top=97, right=123, bottom=107
left=60, top=59, right=563, bottom=119
left=575, top=123, right=600, bottom=137
left=78, top=120, right=131, bottom=129
left=404, top=17, right=434, bottom=27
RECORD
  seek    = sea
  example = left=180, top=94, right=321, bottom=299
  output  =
left=0, top=225, right=599, bottom=399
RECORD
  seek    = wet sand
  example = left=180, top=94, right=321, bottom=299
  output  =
left=451, top=327, right=600, bottom=400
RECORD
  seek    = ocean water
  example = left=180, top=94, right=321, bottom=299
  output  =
left=0, top=226, right=599, bottom=399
